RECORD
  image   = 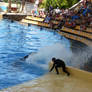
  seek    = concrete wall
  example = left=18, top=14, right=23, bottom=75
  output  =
left=3, top=14, right=27, bottom=21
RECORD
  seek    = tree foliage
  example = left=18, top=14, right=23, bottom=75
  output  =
left=40, top=0, right=80, bottom=10
left=3, top=0, right=8, bottom=2
left=3, top=0, right=20, bottom=3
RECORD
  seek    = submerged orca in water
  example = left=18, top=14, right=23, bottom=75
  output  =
left=20, top=54, right=30, bottom=61
left=23, top=55, right=29, bottom=59
left=20, top=52, right=36, bottom=61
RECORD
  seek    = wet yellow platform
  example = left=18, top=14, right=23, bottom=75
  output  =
left=0, top=66, right=92, bottom=92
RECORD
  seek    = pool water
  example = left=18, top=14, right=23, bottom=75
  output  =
left=0, top=6, right=7, bottom=11
left=0, top=19, right=71, bottom=89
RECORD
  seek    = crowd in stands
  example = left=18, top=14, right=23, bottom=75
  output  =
left=31, top=9, right=46, bottom=17
left=31, top=0, right=92, bottom=31
left=43, top=0, right=92, bottom=31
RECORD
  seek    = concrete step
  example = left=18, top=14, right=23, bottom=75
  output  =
left=58, top=31, right=92, bottom=47
left=75, top=26, right=92, bottom=33
left=26, top=16, right=44, bottom=22
left=61, top=27, right=92, bottom=40
left=21, top=19, right=50, bottom=27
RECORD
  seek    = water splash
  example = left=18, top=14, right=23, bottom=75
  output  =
left=70, top=46, right=92, bottom=69
left=25, top=43, right=72, bottom=70
left=25, top=42, right=92, bottom=71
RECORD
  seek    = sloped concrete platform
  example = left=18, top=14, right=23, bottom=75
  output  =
left=0, top=14, right=3, bottom=19
left=0, top=66, right=92, bottom=92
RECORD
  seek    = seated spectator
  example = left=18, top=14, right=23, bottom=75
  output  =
left=31, top=9, right=39, bottom=16
left=31, top=10, right=35, bottom=16
left=65, top=19, right=76, bottom=28
left=71, top=15, right=80, bottom=21
left=39, top=10, right=45, bottom=17
left=80, top=18, right=87, bottom=31
left=57, top=19, right=65, bottom=29
left=43, top=14, right=51, bottom=23
left=82, top=8, right=91, bottom=16
left=49, top=6, right=53, bottom=12
left=54, top=7, right=61, bottom=14
left=80, top=24, right=86, bottom=31
left=90, top=22, right=92, bottom=27
left=86, top=0, right=91, bottom=5
left=89, top=17, right=92, bottom=27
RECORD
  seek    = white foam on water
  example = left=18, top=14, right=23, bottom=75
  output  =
left=25, top=43, right=72, bottom=70
left=25, top=42, right=92, bottom=70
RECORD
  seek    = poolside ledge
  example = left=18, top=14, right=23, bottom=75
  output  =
left=0, top=14, right=3, bottom=19
left=0, top=64, right=92, bottom=92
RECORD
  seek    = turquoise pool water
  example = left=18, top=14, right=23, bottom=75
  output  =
left=0, top=19, right=71, bottom=89
left=0, top=6, right=7, bottom=11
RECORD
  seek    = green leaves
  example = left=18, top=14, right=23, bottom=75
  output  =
left=40, top=0, right=79, bottom=10
left=3, top=0, right=20, bottom=3
left=3, top=0, right=8, bottom=2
